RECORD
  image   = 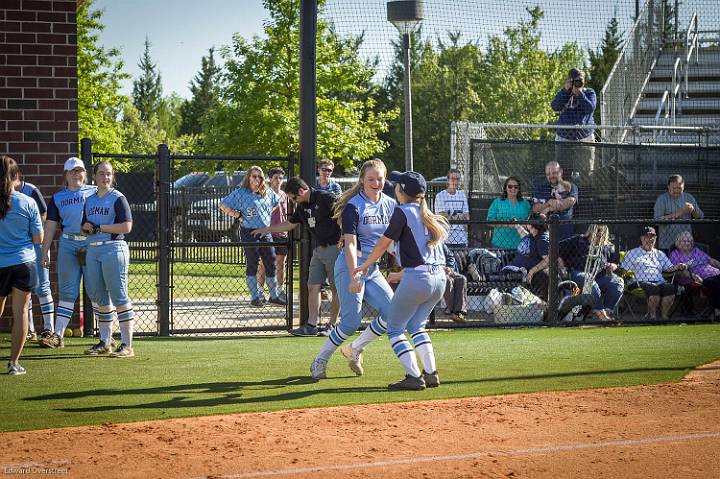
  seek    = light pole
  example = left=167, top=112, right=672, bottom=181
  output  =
left=387, top=1, right=424, bottom=172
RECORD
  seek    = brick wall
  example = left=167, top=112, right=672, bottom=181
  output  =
left=1, top=0, right=78, bottom=331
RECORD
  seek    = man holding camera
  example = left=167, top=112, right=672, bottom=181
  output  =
left=551, top=68, right=597, bottom=175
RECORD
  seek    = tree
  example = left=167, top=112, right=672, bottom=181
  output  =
left=475, top=7, right=585, bottom=127
left=382, top=32, right=483, bottom=176
left=77, top=0, right=128, bottom=152
left=132, top=37, right=163, bottom=122
left=589, top=16, right=625, bottom=124
left=203, top=0, right=395, bottom=169
left=180, top=47, right=221, bottom=137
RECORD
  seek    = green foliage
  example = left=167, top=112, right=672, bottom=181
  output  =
left=589, top=16, right=625, bottom=124
left=476, top=7, right=585, bottom=126
left=203, top=0, right=395, bottom=169
left=132, top=37, right=163, bottom=122
left=180, top=48, right=222, bottom=138
left=76, top=0, right=128, bottom=153
left=382, top=7, right=585, bottom=175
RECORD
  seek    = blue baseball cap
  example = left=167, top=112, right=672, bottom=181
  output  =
left=389, top=171, right=427, bottom=197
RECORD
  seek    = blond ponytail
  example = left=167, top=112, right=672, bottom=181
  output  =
left=419, top=195, right=448, bottom=248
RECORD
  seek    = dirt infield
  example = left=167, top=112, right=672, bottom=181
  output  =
left=2, top=363, right=719, bottom=479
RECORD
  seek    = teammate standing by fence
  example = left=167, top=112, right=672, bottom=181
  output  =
left=219, top=165, right=286, bottom=307
left=354, top=171, right=448, bottom=390
left=40, top=158, right=98, bottom=349
left=310, top=159, right=396, bottom=379
left=81, top=161, right=136, bottom=358
left=1, top=156, right=43, bottom=376
left=16, top=174, right=54, bottom=342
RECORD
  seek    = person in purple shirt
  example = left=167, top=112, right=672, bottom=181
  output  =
left=669, top=231, right=720, bottom=316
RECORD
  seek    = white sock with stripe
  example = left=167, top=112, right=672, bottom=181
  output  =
left=389, top=334, right=421, bottom=377
left=117, top=304, right=135, bottom=347
left=97, top=310, right=115, bottom=345
left=351, top=317, right=387, bottom=352
left=39, top=294, right=54, bottom=332
left=411, top=330, right=436, bottom=373
left=55, top=300, right=74, bottom=337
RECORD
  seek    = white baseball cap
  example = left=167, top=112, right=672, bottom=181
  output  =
left=63, top=157, right=85, bottom=171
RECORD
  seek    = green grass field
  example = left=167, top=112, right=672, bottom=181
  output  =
left=2, top=324, right=720, bottom=432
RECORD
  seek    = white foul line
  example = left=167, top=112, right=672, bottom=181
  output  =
left=192, top=431, right=720, bottom=479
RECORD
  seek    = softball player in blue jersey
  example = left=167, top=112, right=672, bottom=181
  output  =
left=1, top=156, right=43, bottom=376
left=81, top=161, right=135, bottom=358
left=310, top=159, right=396, bottom=379
left=355, top=171, right=449, bottom=390
left=219, top=165, right=286, bottom=307
left=40, top=157, right=98, bottom=349
left=17, top=178, right=55, bottom=341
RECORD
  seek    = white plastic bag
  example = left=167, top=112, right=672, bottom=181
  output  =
left=483, top=288, right=503, bottom=314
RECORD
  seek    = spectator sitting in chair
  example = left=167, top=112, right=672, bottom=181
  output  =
left=532, top=161, right=578, bottom=240
left=559, top=224, right=624, bottom=321
left=654, top=174, right=703, bottom=251
left=620, top=226, right=688, bottom=320
left=502, top=212, right=550, bottom=301
left=442, top=243, right=467, bottom=323
left=434, top=168, right=469, bottom=248
left=486, top=176, right=531, bottom=249
left=669, top=231, right=720, bottom=318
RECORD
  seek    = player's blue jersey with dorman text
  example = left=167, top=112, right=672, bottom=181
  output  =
left=46, top=185, right=97, bottom=233
left=220, top=187, right=279, bottom=230
left=83, top=189, right=132, bottom=242
left=342, top=191, right=396, bottom=256
left=19, top=181, right=47, bottom=216
left=383, top=203, right=446, bottom=268
left=0, top=192, right=43, bottom=268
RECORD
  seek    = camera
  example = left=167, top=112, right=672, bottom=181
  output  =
left=572, top=76, right=584, bottom=88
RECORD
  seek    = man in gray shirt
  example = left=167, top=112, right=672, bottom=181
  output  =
left=653, top=174, right=703, bottom=250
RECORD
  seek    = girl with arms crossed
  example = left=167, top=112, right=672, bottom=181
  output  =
left=81, top=161, right=135, bottom=357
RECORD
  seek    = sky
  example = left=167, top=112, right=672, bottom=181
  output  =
left=94, top=0, right=267, bottom=98
left=94, top=0, right=641, bottom=100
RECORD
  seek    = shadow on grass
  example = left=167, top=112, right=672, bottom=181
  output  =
left=25, top=366, right=692, bottom=414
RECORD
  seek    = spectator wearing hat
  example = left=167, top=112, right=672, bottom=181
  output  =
left=620, top=226, right=688, bottom=320
left=551, top=67, right=596, bottom=176
left=653, top=174, right=703, bottom=250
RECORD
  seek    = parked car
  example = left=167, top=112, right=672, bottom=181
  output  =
left=186, top=171, right=246, bottom=242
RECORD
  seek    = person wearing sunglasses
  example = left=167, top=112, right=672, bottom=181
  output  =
left=486, top=176, right=531, bottom=249
left=219, top=165, right=286, bottom=307
left=315, top=159, right=342, bottom=196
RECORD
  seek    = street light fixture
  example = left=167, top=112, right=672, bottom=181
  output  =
left=387, top=0, right=424, bottom=172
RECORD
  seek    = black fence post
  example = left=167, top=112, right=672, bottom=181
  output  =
left=156, top=144, right=171, bottom=336
left=546, top=215, right=560, bottom=325
left=286, top=152, right=296, bottom=330
left=80, top=138, right=95, bottom=337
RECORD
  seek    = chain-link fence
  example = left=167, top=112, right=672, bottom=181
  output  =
left=163, top=153, right=295, bottom=335
left=419, top=217, right=720, bottom=326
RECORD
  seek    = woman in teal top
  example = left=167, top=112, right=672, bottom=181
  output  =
left=486, top=176, right=531, bottom=249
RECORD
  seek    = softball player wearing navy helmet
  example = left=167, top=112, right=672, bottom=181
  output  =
left=310, top=159, right=396, bottom=379
left=39, top=157, right=98, bottom=348
left=16, top=177, right=54, bottom=342
left=219, top=165, right=286, bottom=307
left=355, top=171, right=448, bottom=390
left=1, top=156, right=43, bottom=376
left=81, top=161, right=135, bottom=358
